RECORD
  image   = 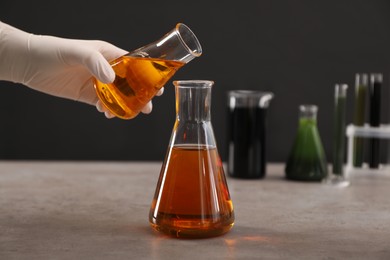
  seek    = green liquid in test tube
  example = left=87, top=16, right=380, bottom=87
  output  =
left=333, top=84, right=348, bottom=176
left=327, top=84, right=350, bottom=187
left=353, top=74, right=368, bottom=167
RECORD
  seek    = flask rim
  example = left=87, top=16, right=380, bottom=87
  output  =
left=175, top=23, right=203, bottom=58
left=335, top=83, right=348, bottom=97
left=299, top=104, right=318, bottom=119
left=173, top=80, right=214, bottom=88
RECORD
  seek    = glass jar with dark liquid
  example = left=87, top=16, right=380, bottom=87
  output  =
left=149, top=80, right=234, bottom=238
left=94, top=23, right=202, bottom=119
left=227, top=90, right=274, bottom=179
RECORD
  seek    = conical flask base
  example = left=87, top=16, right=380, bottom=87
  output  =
left=149, top=144, right=234, bottom=238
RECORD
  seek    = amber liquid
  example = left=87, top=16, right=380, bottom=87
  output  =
left=149, top=145, right=234, bottom=238
left=94, top=55, right=184, bottom=119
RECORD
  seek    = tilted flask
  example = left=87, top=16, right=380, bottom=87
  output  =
left=94, top=23, right=202, bottom=119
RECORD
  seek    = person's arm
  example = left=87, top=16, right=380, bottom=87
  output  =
left=0, top=21, right=161, bottom=118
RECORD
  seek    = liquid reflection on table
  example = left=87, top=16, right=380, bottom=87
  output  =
left=0, top=161, right=389, bottom=259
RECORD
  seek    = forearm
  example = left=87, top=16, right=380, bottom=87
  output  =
left=0, top=21, right=136, bottom=118
left=0, top=21, right=31, bottom=83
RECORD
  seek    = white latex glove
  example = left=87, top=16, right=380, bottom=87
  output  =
left=0, top=21, right=163, bottom=119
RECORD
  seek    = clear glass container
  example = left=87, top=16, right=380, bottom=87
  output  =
left=285, top=105, right=328, bottom=181
left=94, top=23, right=202, bottom=119
left=149, top=80, right=234, bottom=238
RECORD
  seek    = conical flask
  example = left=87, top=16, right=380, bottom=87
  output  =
left=285, top=105, right=328, bottom=181
left=149, top=80, right=235, bottom=238
left=94, top=23, right=202, bottom=119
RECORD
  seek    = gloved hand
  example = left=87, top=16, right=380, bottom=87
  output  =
left=0, top=21, right=163, bottom=118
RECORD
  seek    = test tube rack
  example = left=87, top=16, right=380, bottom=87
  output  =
left=346, top=124, right=390, bottom=176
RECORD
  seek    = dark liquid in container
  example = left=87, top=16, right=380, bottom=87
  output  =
left=353, top=81, right=367, bottom=167
left=369, top=81, right=382, bottom=168
left=227, top=107, right=267, bottom=178
left=333, top=96, right=347, bottom=175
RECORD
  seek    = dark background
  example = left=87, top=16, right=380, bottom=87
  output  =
left=1, top=0, right=390, bottom=162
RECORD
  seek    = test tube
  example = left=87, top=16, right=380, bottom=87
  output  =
left=353, top=74, right=368, bottom=167
left=333, top=84, right=348, bottom=176
left=369, top=73, right=382, bottom=168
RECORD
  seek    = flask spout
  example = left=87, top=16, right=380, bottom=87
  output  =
left=259, top=92, right=274, bottom=108
left=174, top=23, right=202, bottom=63
left=135, top=23, right=202, bottom=63
left=174, top=80, right=213, bottom=123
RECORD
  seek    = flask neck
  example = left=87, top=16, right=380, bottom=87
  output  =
left=131, top=23, right=202, bottom=64
left=299, top=105, right=318, bottom=122
left=174, top=81, right=213, bottom=123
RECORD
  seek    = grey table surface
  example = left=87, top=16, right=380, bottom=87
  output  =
left=0, top=161, right=389, bottom=260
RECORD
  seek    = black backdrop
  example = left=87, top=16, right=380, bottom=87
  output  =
left=1, top=0, right=390, bottom=162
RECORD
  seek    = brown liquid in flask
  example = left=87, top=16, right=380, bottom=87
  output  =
left=150, top=145, right=234, bottom=238
left=94, top=56, right=184, bottom=119
left=149, top=80, right=234, bottom=238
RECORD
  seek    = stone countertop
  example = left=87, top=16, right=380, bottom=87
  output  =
left=0, top=161, right=389, bottom=259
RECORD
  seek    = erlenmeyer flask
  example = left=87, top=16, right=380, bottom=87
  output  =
left=94, top=23, right=202, bottom=119
left=285, top=105, right=328, bottom=181
left=149, top=80, right=235, bottom=238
